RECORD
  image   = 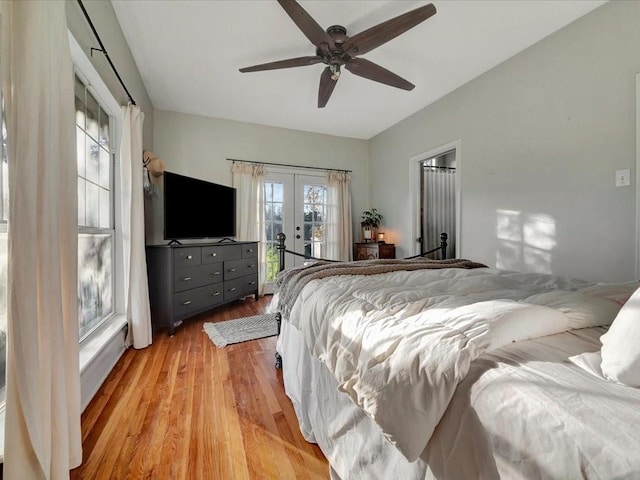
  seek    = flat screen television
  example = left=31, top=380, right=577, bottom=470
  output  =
left=163, top=171, right=236, bottom=240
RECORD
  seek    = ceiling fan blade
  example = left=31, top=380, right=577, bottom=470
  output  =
left=277, top=0, right=336, bottom=51
left=345, top=58, right=415, bottom=90
left=342, top=3, right=436, bottom=57
left=318, top=66, right=338, bottom=108
left=239, top=56, right=323, bottom=73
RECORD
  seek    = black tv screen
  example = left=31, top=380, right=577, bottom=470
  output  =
left=163, top=172, right=236, bottom=240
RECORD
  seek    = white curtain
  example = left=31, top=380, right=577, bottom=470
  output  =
left=423, top=167, right=456, bottom=258
left=327, top=172, right=352, bottom=261
left=232, top=162, right=266, bottom=295
left=2, top=1, right=83, bottom=478
left=121, top=105, right=152, bottom=349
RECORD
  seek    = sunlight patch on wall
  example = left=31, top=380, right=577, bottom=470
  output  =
left=496, top=210, right=556, bottom=273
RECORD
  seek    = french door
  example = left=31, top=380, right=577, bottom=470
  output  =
left=263, top=172, right=329, bottom=293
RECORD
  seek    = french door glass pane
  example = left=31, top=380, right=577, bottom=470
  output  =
left=303, top=183, right=327, bottom=259
left=78, top=233, right=113, bottom=338
left=264, top=182, right=284, bottom=281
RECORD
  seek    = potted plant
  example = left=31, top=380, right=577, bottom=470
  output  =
left=361, top=208, right=383, bottom=242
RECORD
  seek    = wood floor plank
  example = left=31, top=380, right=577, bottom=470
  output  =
left=70, top=296, right=328, bottom=479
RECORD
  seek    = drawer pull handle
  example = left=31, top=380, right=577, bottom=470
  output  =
left=248, top=264, right=255, bottom=268
left=229, top=268, right=237, bottom=272
left=247, top=249, right=253, bottom=253
left=182, top=300, right=192, bottom=306
left=212, top=292, right=220, bottom=297
left=187, top=255, right=193, bottom=260
left=181, top=277, right=192, bottom=281
left=211, top=271, right=221, bottom=276
left=249, top=281, right=256, bottom=285
left=211, top=252, right=217, bottom=257
left=229, top=287, right=236, bottom=292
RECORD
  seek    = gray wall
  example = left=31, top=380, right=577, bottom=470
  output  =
left=370, top=1, right=640, bottom=283
left=150, top=110, right=370, bottom=245
left=66, top=0, right=153, bottom=148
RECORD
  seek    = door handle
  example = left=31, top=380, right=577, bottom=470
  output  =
left=296, top=226, right=301, bottom=231
left=296, top=235, right=301, bottom=239
left=181, top=300, right=192, bottom=305
left=181, top=277, right=192, bottom=281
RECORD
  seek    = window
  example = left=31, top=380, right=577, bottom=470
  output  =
left=0, top=100, right=7, bottom=406
left=74, top=74, right=115, bottom=339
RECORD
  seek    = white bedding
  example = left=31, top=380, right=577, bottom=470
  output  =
left=279, top=322, right=640, bottom=479
left=282, top=267, right=634, bottom=461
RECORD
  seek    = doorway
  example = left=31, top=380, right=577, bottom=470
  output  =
left=410, top=140, right=461, bottom=259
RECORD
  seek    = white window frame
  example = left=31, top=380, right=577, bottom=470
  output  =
left=69, top=33, right=127, bottom=408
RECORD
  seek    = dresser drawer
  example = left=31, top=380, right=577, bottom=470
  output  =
left=224, top=258, right=258, bottom=280
left=241, top=243, right=258, bottom=258
left=173, top=283, right=224, bottom=317
left=201, top=245, right=240, bottom=263
left=173, top=263, right=223, bottom=292
left=173, top=247, right=201, bottom=268
left=223, top=275, right=258, bottom=301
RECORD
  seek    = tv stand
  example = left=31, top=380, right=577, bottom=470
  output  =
left=146, top=241, right=259, bottom=335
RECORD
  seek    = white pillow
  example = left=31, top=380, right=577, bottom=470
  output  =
left=600, top=285, right=640, bottom=387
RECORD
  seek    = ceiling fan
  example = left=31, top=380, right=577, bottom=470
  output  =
left=239, top=0, right=437, bottom=108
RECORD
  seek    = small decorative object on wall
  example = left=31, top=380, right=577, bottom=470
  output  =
left=361, top=208, right=383, bottom=243
left=143, top=150, right=166, bottom=197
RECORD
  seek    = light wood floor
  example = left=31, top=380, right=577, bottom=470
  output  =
left=70, top=296, right=329, bottom=479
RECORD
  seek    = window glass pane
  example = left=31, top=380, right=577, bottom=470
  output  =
left=85, top=181, right=99, bottom=227
left=78, top=234, right=113, bottom=338
left=99, top=147, right=110, bottom=189
left=273, top=183, right=283, bottom=202
left=85, top=138, right=100, bottom=184
left=78, top=178, right=86, bottom=225
left=265, top=183, right=273, bottom=202
left=99, top=106, right=109, bottom=150
left=0, top=232, right=7, bottom=404
left=76, top=126, right=85, bottom=178
left=74, top=75, right=86, bottom=129
left=273, top=203, right=283, bottom=222
left=99, top=187, right=110, bottom=228
left=265, top=203, right=273, bottom=223
left=85, top=91, right=100, bottom=141
left=1, top=119, right=7, bottom=223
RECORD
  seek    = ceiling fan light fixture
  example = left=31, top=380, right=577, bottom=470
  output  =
left=330, top=64, right=341, bottom=81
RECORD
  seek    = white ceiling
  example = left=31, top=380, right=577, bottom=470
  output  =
left=111, top=0, right=605, bottom=140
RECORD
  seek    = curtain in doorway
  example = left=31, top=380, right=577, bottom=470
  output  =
left=120, top=105, right=153, bottom=349
left=327, top=171, right=352, bottom=261
left=423, top=168, right=456, bottom=258
left=2, top=1, right=83, bottom=477
left=232, top=163, right=266, bottom=295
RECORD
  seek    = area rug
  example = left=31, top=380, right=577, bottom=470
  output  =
left=203, top=312, right=279, bottom=347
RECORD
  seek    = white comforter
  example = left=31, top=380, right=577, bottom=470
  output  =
left=284, top=267, right=634, bottom=461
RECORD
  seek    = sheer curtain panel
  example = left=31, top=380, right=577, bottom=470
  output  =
left=232, top=162, right=266, bottom=295
left=423, top=168, right=456, bottom=258
left=2, top=0, right=83, bottom=478
left=121, top=105, right=152, bottom=349
left=327, top=172, right=352, bottom=261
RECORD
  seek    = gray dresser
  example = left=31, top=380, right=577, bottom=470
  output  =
left=146, top=241, right=259, bottom=335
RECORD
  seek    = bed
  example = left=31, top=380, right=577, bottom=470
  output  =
left=270, top=235, right=640, bottom=480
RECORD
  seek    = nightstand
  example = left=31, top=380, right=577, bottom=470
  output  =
left=354, top=242, right=395, bottom=260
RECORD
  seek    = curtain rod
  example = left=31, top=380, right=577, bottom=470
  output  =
left=77, top=0, right=137, bottom=106
left=228, top=158, right=352, bottom=174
